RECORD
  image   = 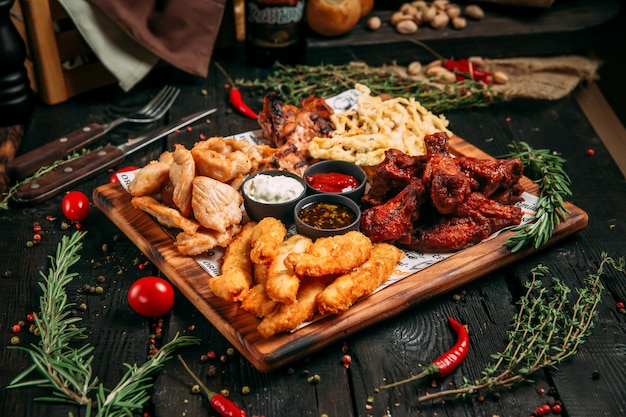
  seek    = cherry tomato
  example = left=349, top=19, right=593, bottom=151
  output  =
left=127, top=276, right=175, bottom=317
left=61, top=191, right=90, bottom=221
left=109, top=166, right=139, bottom=183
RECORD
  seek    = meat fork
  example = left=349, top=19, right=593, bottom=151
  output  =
left=7, top=85, right=181, bottom=181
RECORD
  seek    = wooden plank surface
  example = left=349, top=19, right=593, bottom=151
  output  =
left=92, top=135, right=588, bottom=372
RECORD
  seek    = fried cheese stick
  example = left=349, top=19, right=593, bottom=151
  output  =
left=265, top=234, right=313, bottom=304
left=257, top=275, right=329, bottom=338
left=250, top=217, right=287, bottom=264
left=316, top=243, right=404, bottom=315
left=209, top=222, right=256, bottom=302
left=284, top=231, right=372, bottom=277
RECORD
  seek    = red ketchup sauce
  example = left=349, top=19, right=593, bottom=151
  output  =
left=305, top=172, right=359, bottom=193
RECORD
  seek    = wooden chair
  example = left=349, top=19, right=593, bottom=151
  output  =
left=11, top=0, right=117, bottom=105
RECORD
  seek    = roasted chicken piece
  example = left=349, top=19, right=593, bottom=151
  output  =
left=258, top=92, right=335, bottom=175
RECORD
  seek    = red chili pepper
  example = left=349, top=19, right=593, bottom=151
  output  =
left=431, top=316, right=469, bottom=377
left=208, top=392, right=247, bottom=417
left=178, top=355, right=247, bottom=417
left=380, top=317, right=469, bottom=388
left=444, top=59, right=493, bottom=84
left=214, top=61, right=258, bottom=120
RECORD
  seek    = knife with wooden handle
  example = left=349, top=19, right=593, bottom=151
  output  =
left=7, top=123, right=110, bottom=181
left=14, top=108, right=217, bottom=204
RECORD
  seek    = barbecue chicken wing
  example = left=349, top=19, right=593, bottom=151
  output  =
left=360, top=132, right=525, bottom=252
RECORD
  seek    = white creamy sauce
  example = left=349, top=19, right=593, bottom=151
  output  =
left=244, top=174, right=304, bottom=203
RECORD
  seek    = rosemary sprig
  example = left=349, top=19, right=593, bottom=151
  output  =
left=502, top=141, right=572, bottom=252
left=8, top=231, right=200, bottom=416
left=239, top=62, right=504, bottom=113
left=416, top=253, right=624, bottom=403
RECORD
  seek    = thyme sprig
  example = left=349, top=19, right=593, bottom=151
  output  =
left=1, top=149, right=89, bottom=210
left=8, top=231, right=200, bottom=417
left=417, top=253, right=624, bottom=403
left=502, top=141, right=572, bottom=252
left=239, top=62, right=504, bottom=113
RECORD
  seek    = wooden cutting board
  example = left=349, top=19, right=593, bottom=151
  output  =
left=92, top=135, right=588, bottom=372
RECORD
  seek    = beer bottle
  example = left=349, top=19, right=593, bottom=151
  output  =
left=245, top=0, right=306, bottom=67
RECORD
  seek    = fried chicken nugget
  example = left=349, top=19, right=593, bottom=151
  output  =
left=257, top=275, right=329, bottom=338
left=209, top=222, right=256, bottom=302
left=128, top=159, right=170, bottom=197
left=250, top=217, right=287, bottom=264
left=265, top=234, right=313, bottom=304
left=240, top=263, right=278, bottom=318
left=284, top=231, right=373, bottom=277
left=316, top=243, right=404, bottom=315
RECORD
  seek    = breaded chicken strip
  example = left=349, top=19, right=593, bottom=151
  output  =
left=284, top=231, right=372, bottom=277
left=257, top=275, right=329, bottom=338
left=265, top=234, right=313, bottom=304
left=250, top=217, right=287, bottom=264
left=208, top=222, right=256, bottom=302
left=131, top=195, right=199, bottom=235
left=316, top=243, right=404, bottom=315
left=240, top=263, right=278, bottom=318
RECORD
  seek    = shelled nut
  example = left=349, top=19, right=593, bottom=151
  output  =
left=367, top=16, right=382, bottom=30
left=396, top=19, right=419, bottom=34
left=465, top=4, right=485, bottom=20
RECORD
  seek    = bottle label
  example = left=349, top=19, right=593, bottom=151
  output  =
left=247, top=1, right=304, bottom=49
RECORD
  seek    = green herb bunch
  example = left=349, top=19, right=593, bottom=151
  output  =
left=502, top=141, right=572, bottom=252
left=239, top=62, right=504, bottom=113
left=416, top=253, right=624, bottom=403
left=8, top=231, right=200, bottom=417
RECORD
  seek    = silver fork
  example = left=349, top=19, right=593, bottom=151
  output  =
left=7, top=85, right=181, bottom=180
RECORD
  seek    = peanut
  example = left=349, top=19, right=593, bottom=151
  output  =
left=464, top=4, right=485, bottom=20
left=407, top=61, right=422, bottom=76
left=468, top=56, right=486, bottom=69
left=430, top=12, right=450, bottom=29
left=433, top=0, right=450, bottom=10
left=451, top=16, right=466, bottom=29
left=421, top=5, right=437, bottom=23
left=429, top=68, right=456, bottom=84
left=396, top=19, right=419, bottom=34
left=446, top=4, right=461, bottom=18
left=493, top=71, right=508, bottom=84
left=390, top=11, right=414, bottom=25
left=367, top=16, right=382, bottom=30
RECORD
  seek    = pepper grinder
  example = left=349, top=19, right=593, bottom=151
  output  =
left=0, top=0, right=34, bottom=126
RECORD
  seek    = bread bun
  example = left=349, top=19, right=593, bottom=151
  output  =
left=360, top=0, right=374, bottom=18
left=306, top=0, right=362, bottom=37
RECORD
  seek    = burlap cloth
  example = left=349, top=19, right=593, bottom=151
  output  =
left=484, top=55, right=600, bottom=100
left=392, top=55, right=600, bottom=101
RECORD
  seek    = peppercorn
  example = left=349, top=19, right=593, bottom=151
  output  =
left=241, top=386, right=251, bottom=395
left=10, top=336, right=20, bottom=345
left=191, top=384, right=201, bottom=394
left=307, top=374, right=321, bottom=385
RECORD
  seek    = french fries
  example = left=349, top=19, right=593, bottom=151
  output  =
left=209, top=218, right=404, bottom=337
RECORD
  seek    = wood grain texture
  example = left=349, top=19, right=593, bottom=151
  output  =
left=92, top=135, right=588, bottom=372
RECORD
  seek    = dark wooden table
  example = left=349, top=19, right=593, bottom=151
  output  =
left=2, top=2, right=625, bottom=416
